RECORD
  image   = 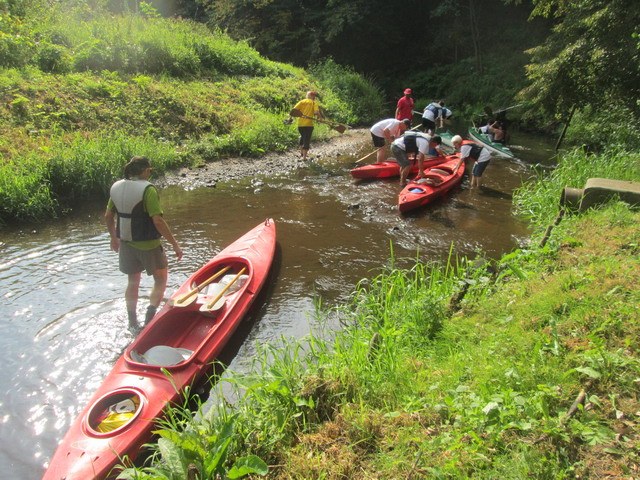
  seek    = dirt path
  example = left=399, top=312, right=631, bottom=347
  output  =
left=158, top=128, right=370, bottom=190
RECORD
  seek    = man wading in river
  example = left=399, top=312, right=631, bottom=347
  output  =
left=105, top=156, right=183, bottom=331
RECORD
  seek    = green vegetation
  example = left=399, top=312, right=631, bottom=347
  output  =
left=0, top=4, right=384, bottom=224
left=121, top=150, right=640, bottom=478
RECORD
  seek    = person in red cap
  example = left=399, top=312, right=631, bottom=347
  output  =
left=395, top=88, right=415, bottom=123
left=289, top=90, right=323, bottom=161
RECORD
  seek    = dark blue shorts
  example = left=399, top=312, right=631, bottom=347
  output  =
left=472, top=160, right=490, bottom=177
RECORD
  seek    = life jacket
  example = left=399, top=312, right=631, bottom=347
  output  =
left=425, top=102, right=443, bottom=118
left=462, top=140, right=484, bottom=161
left=110, top=179, right=161, bottom=242
left=403, top=132, right=420, bottom=154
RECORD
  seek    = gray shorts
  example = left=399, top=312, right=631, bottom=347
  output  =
left=391, top=144, right=411, bottom=168
left=119, top=242, right=168, bottom=275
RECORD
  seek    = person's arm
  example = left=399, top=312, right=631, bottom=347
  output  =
left=455, top=150, right=468, bottom=170
left=151, top=215, right=183, bottom=261
left=416, top=152, right=425, bottom=177
left=383, top=127, right=393, bottom=142
left=105, top=208, right=120, bottom=253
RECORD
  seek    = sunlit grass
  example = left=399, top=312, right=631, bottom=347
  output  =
left=513, top=148, right=640, bottom=229
left=125, top=204, right=640, bottom=479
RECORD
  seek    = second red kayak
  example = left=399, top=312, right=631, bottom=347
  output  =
left=350, top=155, right=447, bottom=179
left=398, top=155, right=465, bottom=213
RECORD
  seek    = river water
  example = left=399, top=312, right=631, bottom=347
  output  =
left=0, top=127, right=554, bottom=478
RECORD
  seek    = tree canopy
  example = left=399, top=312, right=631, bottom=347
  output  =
left=516, top=0, right=640, bottom=124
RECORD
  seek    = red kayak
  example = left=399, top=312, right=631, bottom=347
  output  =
left=398, top=155, right=465, bottom=213
left=350, top=155, right=446, bottom=179
left=43, top=219, right=277, bottom=480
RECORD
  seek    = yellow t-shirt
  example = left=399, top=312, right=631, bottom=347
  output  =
left=293, top=99, right=320, bottom=127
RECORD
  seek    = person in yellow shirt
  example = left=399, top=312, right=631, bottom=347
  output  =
left=290, top=91, right=323, bottom=161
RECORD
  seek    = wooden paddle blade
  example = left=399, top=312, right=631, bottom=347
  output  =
left=168, top=265, right=232, bottom=307
left=170, top=292, right=199, bottom=307
left=290, top=108, right=303, bottom=117
left=200, top=266, right=247, bottom=312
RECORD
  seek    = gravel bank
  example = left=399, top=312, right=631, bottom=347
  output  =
left=158, top=128, right=370, bottom=190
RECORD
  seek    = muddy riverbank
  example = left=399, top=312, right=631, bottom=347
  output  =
left=158, top=128, right=370, bottom=189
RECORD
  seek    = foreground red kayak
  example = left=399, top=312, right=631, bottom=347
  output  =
left=350, top=155, right=446, bottom=179
left=398, top=155, right=465, bottom=213
left=44, top=219, right=277, bottom=480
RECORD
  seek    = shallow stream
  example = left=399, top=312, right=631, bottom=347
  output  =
left=0, top=126, right=555, bottom=477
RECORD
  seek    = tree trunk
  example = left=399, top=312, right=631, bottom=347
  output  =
left=469, top=0, right=482, bottom=74
left=555, top=105, right=577, bottom=152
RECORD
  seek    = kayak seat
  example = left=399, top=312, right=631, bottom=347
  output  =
left=430, top=168, right=453, bottom=175
left=415, top=177, right=442, bottom=186
left=130, top=345, right=193, bottom=366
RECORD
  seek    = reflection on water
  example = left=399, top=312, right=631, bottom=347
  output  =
left=0, top=127, right=553, bottom=478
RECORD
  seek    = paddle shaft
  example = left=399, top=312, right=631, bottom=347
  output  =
left=173, top=265, right=231, bottom=306
left=355, top=146, right=385, bottom=164
left=203, top=267, right=247, bottom=310
left=290, top=109, right=348, bottom=130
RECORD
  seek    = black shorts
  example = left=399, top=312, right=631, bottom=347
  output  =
left=421, top=118, right=436, bottom=131
left=298, top=126, right=314, bottom=150
left=371, top=133, right=386, bottom=148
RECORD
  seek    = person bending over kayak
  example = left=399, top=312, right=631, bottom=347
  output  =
left=422, top=100, right=452, bottom=135
left=391, top=133, right=443, bottom=186
left=451, top=135, right=492, bottom=189
left=105, top=156, right=183, bottom=331
left=370, top=118, right=410, bottom=163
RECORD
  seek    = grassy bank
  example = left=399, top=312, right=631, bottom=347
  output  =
left=0, top=7, right=385, bottom=224
left=117, top=149, right=640, bottom=479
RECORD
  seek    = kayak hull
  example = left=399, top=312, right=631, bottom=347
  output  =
left=43, top=219, right=277, bottom=480
left=468, top=127, right=514, bottom=158
left=351, top=155, right=447, bottom=179
left=398, top=155, right=465, bottom=213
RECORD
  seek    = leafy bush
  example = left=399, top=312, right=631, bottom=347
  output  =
left=564, top=105, right=640, bottom=151
left=310, top=58, right=385, bottom=125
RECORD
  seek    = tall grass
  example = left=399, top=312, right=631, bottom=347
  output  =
left=513, top=148, right=640, bottom=229
left=127, top=205, right=640, bottom=478
left=0, top=11, right=385, bottom=223
left=0, top=131, right=181, bottom=223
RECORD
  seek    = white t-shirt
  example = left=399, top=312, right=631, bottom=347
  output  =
left=371, top=118, right=403, bottom=138
left=392, top=135, right=430, bottom=155
left=461, top=144, right=491, bottom=163
left=422, top=103, right=442, bottom=122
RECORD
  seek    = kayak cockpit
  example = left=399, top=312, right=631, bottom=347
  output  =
left=85, top=388, right=146, bottom=437
left=124, top=260, right=252, bottom=370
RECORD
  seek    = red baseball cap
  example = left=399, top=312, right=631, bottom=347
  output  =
left=404, top=88, right=412, bottom=94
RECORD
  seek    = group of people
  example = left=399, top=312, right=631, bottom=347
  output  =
left=367, top=88, right=491, bottom=189
left=106, top=88, right=495, bottom=328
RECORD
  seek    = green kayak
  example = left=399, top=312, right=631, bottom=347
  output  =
left=467, top=126, right=515, bottom=158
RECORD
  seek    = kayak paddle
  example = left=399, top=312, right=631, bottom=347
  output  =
left=200, top=267, right=247, bottom=312
left=169, top=266, right=231, bottom=307
left=289, top=109, right=348, bottom=134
